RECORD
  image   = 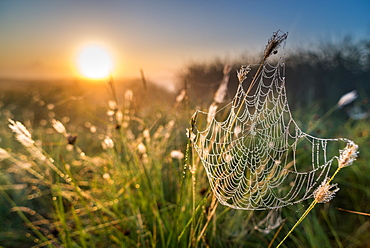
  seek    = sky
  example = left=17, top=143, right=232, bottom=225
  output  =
left=1, top=0, right=369, bottom=86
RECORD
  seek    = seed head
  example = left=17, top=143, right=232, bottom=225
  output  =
left=8, top=119, right=34, bottom=147
left=313, top=178, right=340, bottom=203
left=51, top=119, right=67, bottom=135
left=337, top=90, right=357, bottom=108
left=263, top=30, right=288, bottom=60
left=170, top=150, right=184, bottom=160
left=237, top=65, right=251, bottom=83
left=338, top=141, right=359, bottom=168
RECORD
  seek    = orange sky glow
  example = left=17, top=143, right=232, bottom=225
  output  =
left=0, top=1, right=369, bottom=87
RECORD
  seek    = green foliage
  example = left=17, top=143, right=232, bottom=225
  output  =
left=0, top=40, right=369, bottom=247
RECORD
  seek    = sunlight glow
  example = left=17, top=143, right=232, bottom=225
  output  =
left=77, top=45, right=113, bottom=79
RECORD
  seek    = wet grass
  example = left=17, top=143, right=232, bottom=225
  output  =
left=0, top=78, right=369, bottom=248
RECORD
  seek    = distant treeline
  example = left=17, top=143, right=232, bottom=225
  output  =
left=178, top=36, right=370, bottom=111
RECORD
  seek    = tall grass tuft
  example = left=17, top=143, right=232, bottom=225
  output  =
left=0, top=36, right=369, bottom=247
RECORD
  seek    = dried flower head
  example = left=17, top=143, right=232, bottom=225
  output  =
left=170, top=150, right=184, bottom=160
left=313, top=178, right=340, bottom=203
left=337, top=90, right=358, bottom=108
left=237, top=65, right=251, bottom=83
left=338, top=141, right=359, bottom=168
left=51, top=119, right=67, bottom=135
left=263, top=30, right=288, bottom=60
left=8, top=119, right=34, bottom=147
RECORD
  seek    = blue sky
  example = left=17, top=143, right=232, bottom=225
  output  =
left=1, top=0, right=369, bottom=83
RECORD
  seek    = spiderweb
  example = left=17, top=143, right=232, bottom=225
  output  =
left=189, top=31, right=354, bottom=211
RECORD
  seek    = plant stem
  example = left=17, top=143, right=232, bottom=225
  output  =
left=276, top=199, right=318, bottom=248
left=307, top=105, right=338, bottom=133
left=277, top=166, right=343, bottom=247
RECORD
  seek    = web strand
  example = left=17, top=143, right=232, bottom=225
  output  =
left=191, top=53, right=353, bottom=211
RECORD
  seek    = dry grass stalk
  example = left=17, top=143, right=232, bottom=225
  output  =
left=263, top=30, right=288, bottom=60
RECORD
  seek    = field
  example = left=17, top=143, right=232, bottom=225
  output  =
left=0, top=39, right=370, bottom=248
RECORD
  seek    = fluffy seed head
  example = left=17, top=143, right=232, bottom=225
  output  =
left=8, top=119, right=34, bottom=147
left=338, top=141, right=359, bottom=168
left=337, top=90, right=358, bottom=108
left=313, top=178, right=340, bottom=203
left=51, top=119, right=67, bottom=135
left=170, top=150, right=184, bottom=160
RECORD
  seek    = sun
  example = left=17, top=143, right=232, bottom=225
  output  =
left=76, top=44, right=113, bottom=79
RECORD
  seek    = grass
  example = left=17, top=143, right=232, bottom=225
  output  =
left=0, top=74, right=369, bottom=248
